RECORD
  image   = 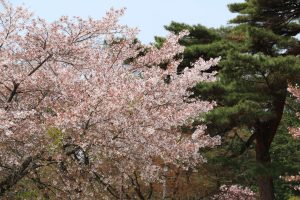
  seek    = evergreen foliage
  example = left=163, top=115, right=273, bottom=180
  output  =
left=157, top=0, right=300, bottom=199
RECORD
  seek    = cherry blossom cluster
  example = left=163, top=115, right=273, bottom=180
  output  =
left=0, top=0, right=220, bottom=198
left=281, top=173, right=300, bottom=191
left=288, top=86, right=300, bottom=138
left=212, top=185, right=257, bottom=200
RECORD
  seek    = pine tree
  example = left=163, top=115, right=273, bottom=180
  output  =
left=157, top=0, right=300, bottom=199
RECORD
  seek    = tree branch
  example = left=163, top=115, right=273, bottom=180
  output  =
left=7, top=81, right=20, bottom=102
left=28, top=54, right=53, bottom=76
left=230, top=132, right=257, bottom=158
left=0, top=154, right=42, bottom=197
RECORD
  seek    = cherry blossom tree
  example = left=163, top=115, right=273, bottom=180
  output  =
left=0, top=0, right=221, bottom=199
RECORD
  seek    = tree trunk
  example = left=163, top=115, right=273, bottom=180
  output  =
left=255, top=133, right=275, bottom=200
left=255, top=91, right=287, bottom=200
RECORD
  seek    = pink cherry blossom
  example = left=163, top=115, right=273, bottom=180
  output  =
left=288, top=86, right=300, bottom=138
left=213, top=185, right=257, bottom=200
left=0, top=0, right=220, bottom=198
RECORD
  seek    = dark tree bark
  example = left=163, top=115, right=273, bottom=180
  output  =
left=255, top=92, right=286, bottom=200
left=255, top=129, right=275, bottom=200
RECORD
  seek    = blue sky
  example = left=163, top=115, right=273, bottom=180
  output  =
left=10, top=0, right=243, bottom=44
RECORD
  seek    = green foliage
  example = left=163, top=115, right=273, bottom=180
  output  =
left=228, top=0, right=300, bottom=37
left=16, top=189, right=39, bottom=200
left=271, top=98, right=300, bottom=199
left=289, top=196, right=300, bottom=200
left=46, top=127, right=64, bottom=152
